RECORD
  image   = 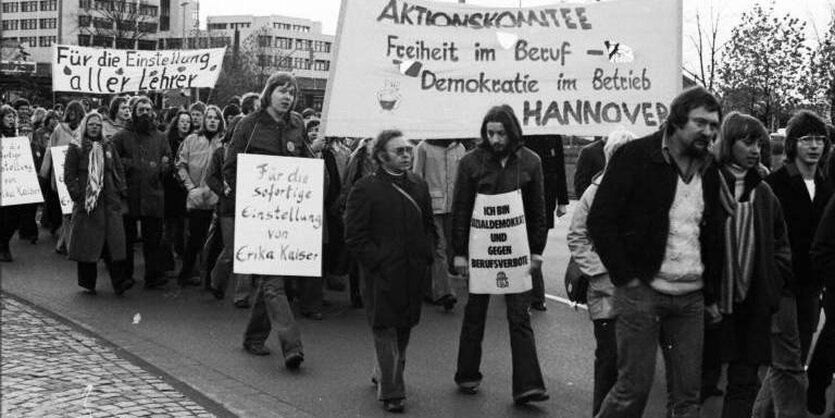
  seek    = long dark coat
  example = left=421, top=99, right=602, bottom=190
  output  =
left=65, top=138, right=127, bottom=263
left=344, top=169, right=436, bottom=328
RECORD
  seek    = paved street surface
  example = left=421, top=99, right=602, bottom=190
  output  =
left=1, top=294, right=231, bottom=417
left=1, top=203, right=832, bottom=417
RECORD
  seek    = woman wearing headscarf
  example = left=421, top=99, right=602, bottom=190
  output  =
left=64, top=111, right=133, bottom=296
left=163, top=110, right=192, bottom=264
left=177, top=105, right=224, bottom=286
left=713, top=112, right=792, bottom=417
left=41, top=100, right=85, bottom=255
left=566, top=128, right=635, bottom=415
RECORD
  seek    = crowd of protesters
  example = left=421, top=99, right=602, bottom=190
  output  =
left=2, top=75, right=835, bottom=416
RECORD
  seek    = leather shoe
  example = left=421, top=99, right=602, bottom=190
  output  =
left=458, top=383, right=479, bottom=395
left=530, top=301, right=547, bottom=312
left=382, top=399, right=405, bottom=413
left=284, top=352, right=304, bottom=369
left=514, top=391, right=549, bottom=405
left=243, top=343, right=271, bottom=356
left=115, top=279, right=135, bottom=296
left=302, top=312, right=323, bottom=321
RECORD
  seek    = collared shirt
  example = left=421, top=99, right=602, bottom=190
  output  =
left=661, top=131, right=712, bottom=183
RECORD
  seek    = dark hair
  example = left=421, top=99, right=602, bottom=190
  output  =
left=42, top=110, right=59, bottom=129
left=228, top=95, right=241, bottom=107
left=130, top=96, right=153, bottom=119
left=222, top=104, right=240, bottom=121
left=166, top=110, right=192, bottom=146
left=108, top=96, right=129, bottom=121
left=260, top=72, right=298, bottom=114
left=784, top=110, right=830, bottom=160
left=63, top=100, right=85, bottom=123
left=201, top=105, right=226, bottom=135
left=53, top=103, right=64, bottom=112
left=12, top=98, right=30, bottom=110
left=188, top=101, right=206, bottom=115
left=302, top=108, right=315, bottom=119
left=372, top=129, right=404, bottom=164
left=715, top=111, right=768, bottom=166
left=240, top=92, right=260, bottom=114
left=480, top=104, right=523, bottom=148
left=664, top=86, right=722, bottom=136
left=306, top=118, right=321, bottom=133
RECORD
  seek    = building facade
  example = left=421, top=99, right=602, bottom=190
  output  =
left=203, top=14, right=334, bottom=111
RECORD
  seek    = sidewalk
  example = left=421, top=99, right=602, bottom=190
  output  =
left=0, top=294, right=231, bottom=417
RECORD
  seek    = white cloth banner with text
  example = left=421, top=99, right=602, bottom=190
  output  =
left=52, top=45, right=225, bottom=93
left=468, top=190, right=532, bottom=294
left=50, top=145, right=73, bottom=215
left=324, top=0, right=681, bottom=138
left=233, top=154, right=324, bottom=277
left=1, top=137, right=44, bottom=207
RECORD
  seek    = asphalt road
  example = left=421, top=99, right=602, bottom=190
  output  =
left=2, top=203, right=830, bottom=417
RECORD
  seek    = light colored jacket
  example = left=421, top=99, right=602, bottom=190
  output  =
left=177, top=132, right=221, bottom=210
left=40, top=122, right=78, bottom=188
left=412, top=140, right=466, bottom=214
left=102, top=118, right=127, bottom=141
left=567, top=178, right=615, bottom=320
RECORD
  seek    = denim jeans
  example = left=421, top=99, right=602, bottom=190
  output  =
left=372, top=327, right=411, bottom=401
left=428, top=214, right=454, bottom=301
left=593, top=319, right=617, bottom=416
left=243, top=276, right=302, bottom=359
left=595, top=282, right=704, bottom=418
left=752, top=293, right=808, bottom=418
left=454, top=292, right=545, bottom=399
left=210, top=216, right=252, bottom=303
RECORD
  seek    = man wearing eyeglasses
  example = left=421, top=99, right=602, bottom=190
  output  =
left=757, top=110, right=833, bottom=416
left=587, top=86, right=726, bottom=417
left=344, top=129, right=436, bottom=413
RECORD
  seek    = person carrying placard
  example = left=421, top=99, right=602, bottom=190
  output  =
left=1, top=105, right=22, bottom=262
left=344, top=129, right=436, bottom=413
left=223, top=72, right=311, bottom=370
left=451, top=105, right=549, bottom=405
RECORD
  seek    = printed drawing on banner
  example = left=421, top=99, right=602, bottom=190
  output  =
left=377, top=79, right=403, bottom=112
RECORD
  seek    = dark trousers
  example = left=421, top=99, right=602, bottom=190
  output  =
left=243, top=276, right=302, bottom=359
left=795, top=288, right=822, bottom=363
left=455, top=292, right=545, bottom=398
left=529, top=241, right=548, bottom=305
left=43, top=186, right=63, bottom=233
left=123, top=215, right=164, bottom=282
left=807, top=290, right=835, bottom=409
left=702, top=317, right=724, bottom=395
left=200, top=213, right=223, bottom=288
left=373, top=327, right=411, bottom=401
left=722, top=362, right=760, bottom=418
left=0, top=205, right=22, bottom=250
left=77, top=244, right=127, bottom=291
left=299, top=277, right=323, bottom=315
left=164, top=214, right=186, bottom=257
left=593, top=319, right=617, bottom=416
left=179, top=209, right=213, bottom=282
left=18, top=203, right=38, bottom=240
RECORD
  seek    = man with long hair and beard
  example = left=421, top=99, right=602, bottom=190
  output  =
left=112, top=96, right=172, bottom=290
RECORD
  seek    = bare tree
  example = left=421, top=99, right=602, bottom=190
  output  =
left=684, top=2, right=724, bottom=93
left=76, top=0, right=158, bottom=49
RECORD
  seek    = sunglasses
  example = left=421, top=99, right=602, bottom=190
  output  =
left=797, top=135, right=826, bottom=145
left=390, top=146, right=413, bottom=156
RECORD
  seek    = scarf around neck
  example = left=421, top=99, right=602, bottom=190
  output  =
left=718, top=166, right=757, bottom=314
left=84, top=140, right=105, bottom=213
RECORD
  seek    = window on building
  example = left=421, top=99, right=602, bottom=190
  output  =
left=115, top=37, right=134, bottom=49
left=20, top=19, right=39, bottom=30
left=258, top=35, right=271, bottom=48
left=2, top=2, right=20, bottom=13
left=79, top=0, right=91, bottom=8
left=39, top=18, right=57, bottom=29
left=78, top=15, right=92, bottom=27
left=295, top=39, right=311, bottom=50
left=2, top=20, right=20, bottom=31
left=93, top=17, right=112, bottom=30
left=275, top=55, right=291, bottom=70
left=313, top=60, right=330, bottom=72
left=257, top=54, right=270, bottom=67
left=78, top=34, right=91, bottom=46
left=21, top=1, right=38, bottom=12
left=293, top=57, right=310, bottom=70
left=40, top=0, right=57, bottom=11
left=138, top=22, right=157, bottom=33
left=198, top=38, right=208, bottom=48
left=39, top=35, right=56, bottom=47
left=160, top=16, right=169, bottom=31
left=137, top=39, right=155, bottom=50
left=1, top=37, right=20, bottom=44
left=207, top=23, right=227, bottom=31
left=139, top=4, right=158, bottom=16
left=92, top=35, right=112, bottom=47
left=19, top=36, right=38, bottom=47
left=275, top=37, right=292, bottom=49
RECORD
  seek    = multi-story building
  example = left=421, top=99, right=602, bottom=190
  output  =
left=203, top=14, right=334, bottom=111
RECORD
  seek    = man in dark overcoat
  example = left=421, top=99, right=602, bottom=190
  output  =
left=344, top=129, right=436, bottom=413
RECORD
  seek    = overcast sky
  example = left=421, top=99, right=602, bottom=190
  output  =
left=198, top=0, right=835, bottom=69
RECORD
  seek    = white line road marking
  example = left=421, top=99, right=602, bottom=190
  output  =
left=545, top=293, right=588, bottom=310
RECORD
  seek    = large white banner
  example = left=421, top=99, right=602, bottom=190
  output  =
left=233, top=154, right=324, bottom=277
left=323, top=0, right=682, bottom=138
left=1, top=137, right=44, bottom=206
left=52, top=45, right=225, bottom=93
left=50, top=145, right=73, bottom=215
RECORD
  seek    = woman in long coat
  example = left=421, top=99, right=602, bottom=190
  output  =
left=65, top=111, right=133, bottom=296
